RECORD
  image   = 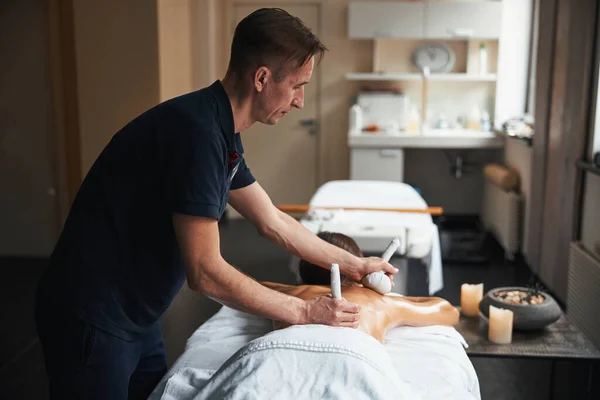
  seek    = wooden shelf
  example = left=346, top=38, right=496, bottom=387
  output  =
left=345, top=72, right=497, bottom=82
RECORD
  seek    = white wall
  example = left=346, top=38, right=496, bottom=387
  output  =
left=592, top=84, right=600, bottom=158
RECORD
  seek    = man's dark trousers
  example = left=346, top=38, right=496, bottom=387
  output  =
left=35, top=298, right=167, bottom=400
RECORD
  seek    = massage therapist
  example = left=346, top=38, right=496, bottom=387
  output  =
left=34, top=8, right=397, bottom=400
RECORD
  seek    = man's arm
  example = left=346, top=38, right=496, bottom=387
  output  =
left=173, top=213, right=360, bottom=327
left=228, top=182, right=398, bottom=282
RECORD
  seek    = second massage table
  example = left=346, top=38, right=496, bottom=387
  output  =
left=289, top=180, right=443, bottom=295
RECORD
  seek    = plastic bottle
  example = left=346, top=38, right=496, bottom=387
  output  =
left=480, top=110, right=492, bottom=132
left=479, top=43, right=488, bottom=76
left=467, top=107, right=481, bottom=131
left=349, top=104, right=362, bottom=135
left=436, top=113, right=450, bottom=130
left=406, top=106, right=420, bottom=134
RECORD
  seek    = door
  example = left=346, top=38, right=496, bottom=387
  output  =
left=425, top=1, right=503, bottom=39
left=348, top=2, right=425, bottom=39
left=0, top=0, right=59, bottom=256
left=232, top=3, right=319, bottom=206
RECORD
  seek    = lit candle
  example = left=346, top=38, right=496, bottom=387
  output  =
left=460, top=283, right=483, bottom=317
left=488, top=305, right=514, bottom=344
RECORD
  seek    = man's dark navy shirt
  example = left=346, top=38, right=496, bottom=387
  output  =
left=38, top=81, right=255, bottom=340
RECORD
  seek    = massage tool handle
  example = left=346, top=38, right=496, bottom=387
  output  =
left=361, top=237, right=401, bottom=294
left=330, top=263, right=342, bottom=299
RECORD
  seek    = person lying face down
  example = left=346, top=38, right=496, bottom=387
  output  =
left=261, top=232, right=459, bottom=343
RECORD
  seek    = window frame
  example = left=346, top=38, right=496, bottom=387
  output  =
left=587, top=0, right=600, bottom=159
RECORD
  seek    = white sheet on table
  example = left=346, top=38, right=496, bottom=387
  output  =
left=300, top=180, right=444, bottom=295
left=294, top=219, right=443, bottom=295
left=426, top=224, right=443, bottom=294
left=305, top=180, right=434, bottom=255
left=149, top=306, right=480, bottom=400
left=309, top=180, right=428, bottom=210
left=164, top=325, right=420, bottom=400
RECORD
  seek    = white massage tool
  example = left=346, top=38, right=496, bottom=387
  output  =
left=330, top=263, right=342, bottom=299
left=361, top=237, right=401, bottom=295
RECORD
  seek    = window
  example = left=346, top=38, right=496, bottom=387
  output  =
left=592, top=80, right=600, bottom=158
left=526, top=0, right=539, bottom=116
left=589, top=1, right=600, bottom=160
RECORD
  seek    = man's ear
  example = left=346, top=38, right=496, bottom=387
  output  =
left=254, top=66, right=270, bottom=92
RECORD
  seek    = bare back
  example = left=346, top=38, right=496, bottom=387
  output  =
left=261, top=282, right=459, bottom=342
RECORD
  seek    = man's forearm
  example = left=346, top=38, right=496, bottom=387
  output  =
left=259, top=210, right=362, bottom=280
left=190, top=258, right=308, bottom=325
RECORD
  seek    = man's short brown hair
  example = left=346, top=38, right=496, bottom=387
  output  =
left=226, top=8, right=327, bottom=85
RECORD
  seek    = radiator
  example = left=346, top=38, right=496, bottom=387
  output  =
left=481, top=181, right=522, bottom=260
left=567, top=242, right=600, bottom=350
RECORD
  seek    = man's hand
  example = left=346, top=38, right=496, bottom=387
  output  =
left=302, top=296, right=361, bottom=328
left=347, top=257, right=398, bottom=283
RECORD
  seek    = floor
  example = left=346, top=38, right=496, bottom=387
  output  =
left=0, top=219, right=598, bottom=399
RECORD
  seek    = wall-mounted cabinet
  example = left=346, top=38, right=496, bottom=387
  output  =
left=425, top=1, right=503, bottom=39
left=346, top=0, right=534, bottom=133
left=348, top=1, right=503, bottom=40
left=348, top=2, right=424, bottom=39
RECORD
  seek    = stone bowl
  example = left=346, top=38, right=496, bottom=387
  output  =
left=479, top=286, right=562, bottom=330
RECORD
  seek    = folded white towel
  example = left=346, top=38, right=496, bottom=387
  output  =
left=172, top=325, right=422, bottom=400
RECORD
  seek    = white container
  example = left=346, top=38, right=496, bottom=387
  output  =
left=349, top=104, right=363, bottom=135
left=356, top=92, right=409, bottom=130
left=406, top=106, right=420, bottom=134
left=479, top=43, right=488, bottom=75
left=480, top=110, right=492, bottom=132
left=467, top=106, right=481, bottom=131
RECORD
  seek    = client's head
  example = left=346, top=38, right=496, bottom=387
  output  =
left=298, top=231, right=363, bottom=285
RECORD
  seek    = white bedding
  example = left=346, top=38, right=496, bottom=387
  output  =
left=149, top=306, right=480, bottom=400
left=304, top=180, right=435, bottom=259
left=297, top=180, right=444, bottom=295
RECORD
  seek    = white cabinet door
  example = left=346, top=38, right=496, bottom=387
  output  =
left=348, top=2, right=425, bottom=39
left=425, top=1, right=503, bottom=39
left=350, top=148, right=404, bottom=181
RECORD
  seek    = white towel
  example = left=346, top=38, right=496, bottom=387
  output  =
left=162, top=325, right=422, bottom=400
left=149, top=307, right=480, bottom=400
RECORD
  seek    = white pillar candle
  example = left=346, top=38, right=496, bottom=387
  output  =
left=460, top=283, right=484, bottom=316
left=488, top=305, right=514, bottom=344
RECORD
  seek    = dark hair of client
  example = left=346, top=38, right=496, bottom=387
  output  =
left=299, top=232, right=363, bottom=285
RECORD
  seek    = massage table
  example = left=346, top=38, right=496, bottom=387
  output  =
left=289, top=180, right=443, bottom=295
left=149, top=305, right=480, bottom=399
left=148, top=182, right=463, bottom=398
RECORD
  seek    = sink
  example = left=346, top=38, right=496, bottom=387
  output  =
left=421, top=129, right=497, bottom=138
left=348, top=128, right=504, bottom=149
